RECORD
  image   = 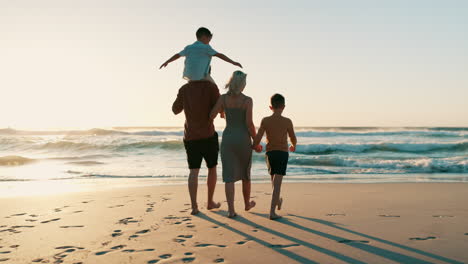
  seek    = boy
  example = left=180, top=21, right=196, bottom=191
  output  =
left=252, top=94, right=297, bottom=220
left=159, top=27, right=242, bottom=83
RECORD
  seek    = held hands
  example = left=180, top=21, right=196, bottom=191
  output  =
left=289, top=145, right=296, bottom=152
left=252, top=144, right=263, bottom=153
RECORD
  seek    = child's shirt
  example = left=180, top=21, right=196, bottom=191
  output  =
left=179, top=41, right=218, bottom=81
left=260, top=114, right=296, bottom=152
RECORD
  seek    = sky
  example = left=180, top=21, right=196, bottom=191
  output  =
left=1, top=0, right=467, bottom=129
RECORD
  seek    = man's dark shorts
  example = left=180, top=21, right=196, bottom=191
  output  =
left=184, top=132, right=219, bottom=169
left=266, top=150, right=289, bottom=176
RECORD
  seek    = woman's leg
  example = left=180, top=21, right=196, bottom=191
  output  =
left=242, top=179, right=256, bottom=211
left=270, top=174, right=284, bottom=219
left=225, top=182, right=236, bottom=217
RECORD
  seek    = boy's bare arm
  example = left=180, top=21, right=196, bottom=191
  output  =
left=160, top=54, right=181, bottom=69
left=287, top=120, right=297, bottom=148
left=214, top=53, right=242, bottom=68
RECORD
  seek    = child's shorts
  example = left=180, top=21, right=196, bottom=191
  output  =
left=265, top=150, right=289, bottom=176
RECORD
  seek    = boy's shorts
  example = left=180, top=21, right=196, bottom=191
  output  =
left=265, top=150, right=289, bottom=176
left=184, top=132, right=219, bottom=169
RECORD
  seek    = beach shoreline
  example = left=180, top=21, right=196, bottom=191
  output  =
left=1, top=182, right=467, bottom=263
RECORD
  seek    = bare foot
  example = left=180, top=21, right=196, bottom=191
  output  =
left=191, top=208, right=200, bottom=215
left=207, top=201, right=221, bottom=210
left=277, top=198, right=283, bottom=210
left=228, top=212, right=237, bottom=218
left=245, top=200, right=256, bottom=211
left=270, top=213, right=282, bottom=220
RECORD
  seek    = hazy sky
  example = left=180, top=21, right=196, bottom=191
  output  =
left=1, top=0, right=467, bottom=129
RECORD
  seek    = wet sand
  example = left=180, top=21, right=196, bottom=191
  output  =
left=1, top=183, right=467, bottom=263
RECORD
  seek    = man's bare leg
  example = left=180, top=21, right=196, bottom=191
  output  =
left=242, top=179, right=256, bottom=211
left=188, top=169, right=200, bottom=215
left=207, top=166, right=221, bottom=210
left=225, top=182, right=236, bottom=218
left=270, top=174, right=283, bottom=220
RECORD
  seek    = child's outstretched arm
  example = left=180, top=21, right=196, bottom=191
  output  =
left=287, top=119, right=297, bottom=152
left=160, top=53, right=181, bottom=69
left=214, top=53, right=242, bottom=68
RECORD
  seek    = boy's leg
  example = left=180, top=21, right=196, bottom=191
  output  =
left=225, top=182, right=236, bottom=217
left=207, top=166, right=221, bottom=209
left=270, top=174, right=284, bottom=220
left=188, top=169, right=200, bottom=215
left=242, top=179, right=256, bottom=211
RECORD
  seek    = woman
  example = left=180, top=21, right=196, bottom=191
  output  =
left=210, top=71, right=256, bottom=218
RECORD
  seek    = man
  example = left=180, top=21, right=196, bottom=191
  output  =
left=172, top=80, right=222, bottom=215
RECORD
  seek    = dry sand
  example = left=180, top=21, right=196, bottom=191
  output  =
left=1, top=183, right=467, bottom=264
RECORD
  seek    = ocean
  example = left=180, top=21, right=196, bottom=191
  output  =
left=1, top=127, right=467, bottom=196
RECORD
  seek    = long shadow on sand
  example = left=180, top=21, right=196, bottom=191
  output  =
left=196, top=211, right=366, bottom=264
left=253, top=213, right=463, bottom=264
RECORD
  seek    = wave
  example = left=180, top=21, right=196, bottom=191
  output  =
left=288, top=156, right=468, bottom=173
left=295, top=141, right=468, bottom=155
left=295, top=130, right=467, bottom=138
left=0, top=156, right=36, bottom=166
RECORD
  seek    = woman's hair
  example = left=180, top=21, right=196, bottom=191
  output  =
left=225, top=71, right=247, bottom=95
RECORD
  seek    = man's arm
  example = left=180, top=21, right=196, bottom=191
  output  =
left=172, top=88, right=183, bottom=115
left=214, top=53, right=242, bottom=68
left=160, top=53, right=181, bottom=69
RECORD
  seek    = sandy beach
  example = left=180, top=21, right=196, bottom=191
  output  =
left=1, top=183, right=467, bottom=264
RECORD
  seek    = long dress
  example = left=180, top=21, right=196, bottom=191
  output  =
left=221, top=96, right=252, bottom=183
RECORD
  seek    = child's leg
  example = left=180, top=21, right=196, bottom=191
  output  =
left=269, top=174, right=282, bottom=209
left=225, top=182, right=236, bottom=217
left=270, top=174, right=284, bottom=219
left=204, top=74, right=216, bottom=84
left=242, top=179, right=256, bottom=211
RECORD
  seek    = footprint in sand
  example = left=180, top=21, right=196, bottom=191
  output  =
left=25, top=219, right=38, bottom=222
left=236, top=240, right=251, bottom=245
left=11, top=213, right=27, bottom=216
left=214, top=258, right=225, bottom=263
left=10, top=245, right=19, bottom=249
left=269, top=243, right=301, bottom=248
left=147, top=260, right=159, bottom=264
left=465, top=233, right=468, bottom=235
left=326, top=213, right=346, bottom=216
left=136, top=229, right=150, bottom=234
left=41, top=218, right=61, bottom=224
left=72, top=211, right=83, bottom=214
left=186, top=225, right=196, bottom=228
left=108, top=205, right=124, bottom=208
left=185, top=252, right=193, bottom=256
left=81, top=200, right=94, bottom=204
left=123, top=249, right=136, bottom=253
left=0, top=251, right=11, bottom=254
left=60, top=225, right=84, bottom=228
left=11, top=225, right=34, bottom=228
left=117, top=217, right=139, bottom=225
left=159, top=254, right=172, bottom=259
left=95, top=251, right=111, bottom=256
left=195, top=243, right=226, bottom=248
left=0, top=258, right=9, bottom=262
left=409, top=236, right=437, bottom=241
left=433, top=215, right=454, bottom=218
left=111, top=245, right=126, bottom=250
left=182, top=257, right=196, bottom=263
left=112, top=230, right=123, bottom=237
left=338, top=240, right=370, bottom=244
left=174, top=238, right=186, bottom=243
left=32, top=258, right=44, bottom=262
left=378, top=215, right=400, bottom=218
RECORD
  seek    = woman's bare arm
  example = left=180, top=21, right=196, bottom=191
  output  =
left=245, top=97, right=256, bottom=140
